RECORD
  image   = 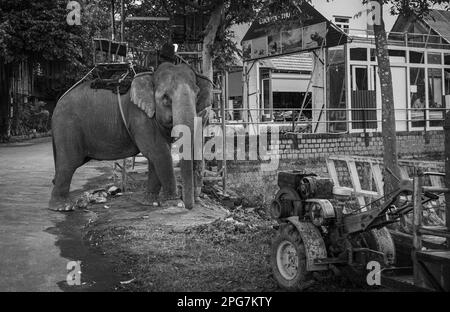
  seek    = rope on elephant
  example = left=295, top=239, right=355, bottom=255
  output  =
left=57, top=67, right=96, bottom=102
left=116, top=86, right=134, bottom=141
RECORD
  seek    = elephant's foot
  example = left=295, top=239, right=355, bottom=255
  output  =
left=194, top=187, right=202, bottom=203
left=160, top=193, right=185, bottom=209
left=138, top=192, right=160, bottom=207
left=161, top=199, right=185, bottom=209
left=48, top=197, right=75, bottom=212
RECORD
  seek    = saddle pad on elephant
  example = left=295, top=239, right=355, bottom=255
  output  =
left=90, top=63, right=152, bottom=95
left=90, top=77, right=134, bottom=95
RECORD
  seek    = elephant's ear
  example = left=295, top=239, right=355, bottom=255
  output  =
left=196, top=73, right=213, bottom=114
left=130, top=73, right=155, bottom=118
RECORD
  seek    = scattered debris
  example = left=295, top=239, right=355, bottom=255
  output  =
left=74, top=185, right=123, bottom=210
left=108, top=186, right=121, bottom=196
left=120, top=278, right=135, bottom=285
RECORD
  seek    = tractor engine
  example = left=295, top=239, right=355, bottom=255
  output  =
left=270, top=171, right=336, bottom=226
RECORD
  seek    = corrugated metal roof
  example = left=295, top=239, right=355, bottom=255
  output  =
left=423, top=9, right=450, bottom=44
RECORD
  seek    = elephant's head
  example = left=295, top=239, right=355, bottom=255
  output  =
left=130, top=63, right=208, bottom=209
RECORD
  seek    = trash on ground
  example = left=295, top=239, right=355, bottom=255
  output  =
left=120, top=278, right=135, bottom=285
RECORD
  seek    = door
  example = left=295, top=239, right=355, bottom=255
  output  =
left=351, top=66, right=377, bottom=131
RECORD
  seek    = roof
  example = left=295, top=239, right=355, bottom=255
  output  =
left=391, top=9, right=450, bottom=44
left=266, top=53, right=313, bottom=72
left=422, top=9, right=450, bottom=44
left=228, top=23, right=251, bottom=67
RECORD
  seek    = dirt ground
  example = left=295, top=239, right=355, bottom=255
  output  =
left=80, top=168, right=365, bottom=292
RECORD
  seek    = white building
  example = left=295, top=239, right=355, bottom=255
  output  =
left=227, top=0, right=450, bottom=134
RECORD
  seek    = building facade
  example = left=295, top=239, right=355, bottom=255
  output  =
left=235, top=0, right=450, bottom=135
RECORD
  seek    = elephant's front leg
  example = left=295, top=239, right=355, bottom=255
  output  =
left=149, top=146, right=185, bottom=208
left=142, top=160, right=161, bottom=207
left=193, top=159, right=204, bottom=203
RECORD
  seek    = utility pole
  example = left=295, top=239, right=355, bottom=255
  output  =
left=111, top=0, right=116, bottom=41
left=120, top=0, right=125, bottom=41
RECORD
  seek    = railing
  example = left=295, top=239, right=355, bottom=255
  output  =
left=347, top=29, right=450, bottom=50
left=209, top=107, right=449, bottom=134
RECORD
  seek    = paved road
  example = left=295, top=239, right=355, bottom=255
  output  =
left=0, top=137, right=119, bottom=291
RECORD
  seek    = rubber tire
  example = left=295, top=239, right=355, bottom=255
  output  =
left=359, top=227, right=396, bottom=265
left=271, top=223, right=313, bottom=291
left=342, top=227, right=396, bottom=287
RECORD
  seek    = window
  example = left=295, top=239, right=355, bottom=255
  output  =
left=410, top=68, right=426, bottom=128
left=334, top=16, right=350, bottom=33
left=410, top=51, right=425, bottom=64
left=389, top=50, right=406, bottom=62
left=444, top=53, right=450, bottom=65
left=370, top=49, right=376, bottom=61
left=328, top=63, right=347, bottom=133
left=350, top=48, right=367, bottom=61
left=428, top=52, right=442, bottom=64
left=445, top=68, right=450, bottom=108
left=428, top=68, right=444, bottom=127
left=351, top=66, right=377, bottom=130
left=263, top=79, right=270, bottom=115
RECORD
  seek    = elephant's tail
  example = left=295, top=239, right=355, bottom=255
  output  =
left=52, top=135, right=56, bottom=185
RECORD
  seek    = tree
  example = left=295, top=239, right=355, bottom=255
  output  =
left=364, top=0, right=448, bottom=193
left=119, top=0, right=263, bottom=77
left=0, top=0, right=110, bottom=137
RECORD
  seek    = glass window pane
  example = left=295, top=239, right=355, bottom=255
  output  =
left=328, top=63, right=347, bottom=133
left=350, top=48, right=367, bottom=61
left=428, top=53, right=442, bottom=64
left=263, top=79, right=270, bottom=115
left=370, top=49, right=376, bottom=61
left=428, top=68, right=443, bottom=127
left=410, top=68, right=426, bottom=128
left=389, top=50, right=406, bottom=62
left=445, top=68, right=450, bottom=108
left=445, top=54, right=450, bottom=65
left=410, top=51, right=424, bottom=64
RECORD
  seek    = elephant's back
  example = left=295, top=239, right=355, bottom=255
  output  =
left=54, top=81, right=123, bottom=114
left=52, top=81, right=135, bottom=151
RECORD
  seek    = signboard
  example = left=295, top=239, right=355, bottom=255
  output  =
left=242, top=0, right=348, bottom=61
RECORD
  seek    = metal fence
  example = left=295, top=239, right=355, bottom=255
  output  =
left=209, top=107, right=449, bottom=134
left=348, top=29, right=450, bottom=50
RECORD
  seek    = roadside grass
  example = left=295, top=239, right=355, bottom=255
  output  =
left=85, top=212, right=279, bottom=291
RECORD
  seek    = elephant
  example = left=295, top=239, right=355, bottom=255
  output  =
left=50, top=62, right=212, bottom=212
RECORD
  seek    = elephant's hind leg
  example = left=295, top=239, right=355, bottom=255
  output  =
left=49, top=146, right=87, bottom=212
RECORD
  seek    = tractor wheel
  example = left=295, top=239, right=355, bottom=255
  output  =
left=359, top=227, right=396, bottom=265
left=271, top=223, right=313, bottom=291
left=342, top=227, right=396, bottom=287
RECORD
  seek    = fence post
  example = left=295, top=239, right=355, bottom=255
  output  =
left=412, top=172, right=424, bottom=287
left=444, top=111, right=450, bottom=290
left=445, top=111, right=450, bottom=247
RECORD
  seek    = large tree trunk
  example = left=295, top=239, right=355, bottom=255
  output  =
left=194, top=0, right=225, bottom=198
left=201, top=0, right=224, bottom=80
left=373, top=1, right=401, bottom=194
left=0, top=60, right=12, bottom=140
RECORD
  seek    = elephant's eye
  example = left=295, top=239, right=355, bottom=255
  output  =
left=161, top=94, right=171, bottom=107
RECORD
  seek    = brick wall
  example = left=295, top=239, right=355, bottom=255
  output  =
left=224, top=130, right=444, bottom=204
left=272, top=130, right=444, bottom=160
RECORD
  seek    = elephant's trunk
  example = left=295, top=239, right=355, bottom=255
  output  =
left=172, top=84, right=196, bottom=210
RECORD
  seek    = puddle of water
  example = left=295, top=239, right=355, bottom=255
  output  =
left=49, top=168, right=124, bottom=292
